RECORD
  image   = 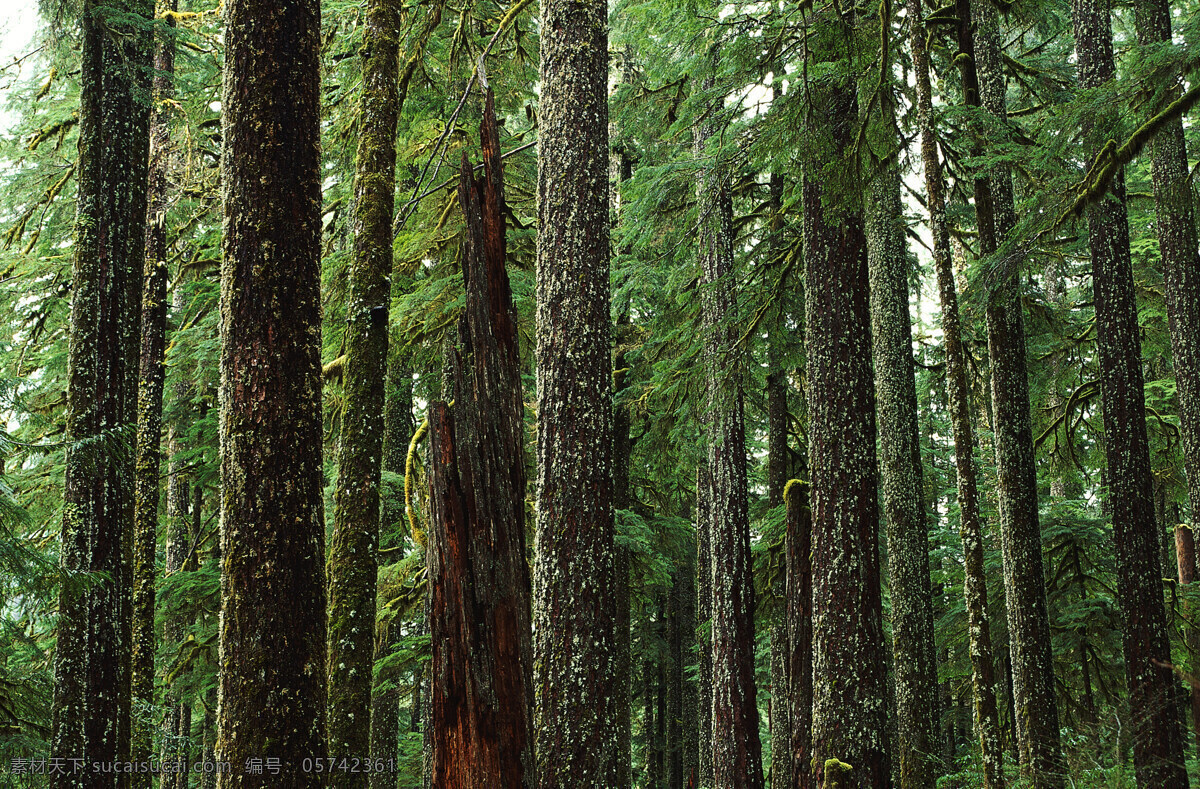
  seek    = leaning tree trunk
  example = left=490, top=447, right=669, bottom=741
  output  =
left=910, top=0, right=1005, bottom=782
left=1071, top=0, right=1188, bottom=783
left=954, top=0, right=1066, bottom=781
left=696, top=80, right=764, bottom=789
left=1132, top=0, right=1200, bottom=567
left=865, top=102, right=942, bottom=789
left=215, top=0, right=328, bottom=781
left=533, top=0, right=618, bottom=779
left=50, top=0, right=152, bottom=784
left=802, top=19, right=890, bottom=783
left=427, top=91, right=536, bottom=789
left=132, top=5, right=177, bottom=787
left=786, top=480, right=813, bottom=789
left=326, top=0, right=402, bottom=771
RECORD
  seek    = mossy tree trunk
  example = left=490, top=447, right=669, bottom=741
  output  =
left=697, top=464, right=714, bottom=789
left=1071, top=0, right=1188, bottom=783
left=326, top=0, right=402, bottom=772
left=533, top=0, right=618, bottom=779
left=864, top=99, right=942, bottom=789
left=50, top=0, right=152, bottom=784
left=786, top=480, right=812, bottom=789
left=696, top=76, right=764, bottom=789
left=215, top=0, right=328, bottom=780
left=132, top=7, right=178, bottom=786
left=1132, top=0, right=1200, bottom=561
left=427, top=91, right=535, bottom=789
left=954, top=0, right=1066, bottom=781
left=910, top=0, right=1005, bottom=782
left=802, top=20, right=890, bottom=783
left=1174, top=526, right=1200, bottom=760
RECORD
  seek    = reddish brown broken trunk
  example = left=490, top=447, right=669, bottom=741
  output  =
left=428, top=90, right=535, bottom=789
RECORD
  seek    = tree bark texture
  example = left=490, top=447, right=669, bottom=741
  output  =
left=326, top=0, right=402, bottom=770
left=697, top=464, right=714, bottom=789
left=215, top=0, right=328, bottom=781
left=865, top=127, right=942, bottom=789
left=534, top=0, right=618, bottom=780
left=50, top=0, right=152, bottom=784
left=1175, top=526, right=1200, bottom=760
left=1072, top=0, right=1189, bottom=783
left=910, top=0, right=1005, bottom=782
left=802, top=34, right=890, bottom=784
left=697, top=100, right=764, bottom=789
left=614, top=311, right=635, bottom=789
left=428, top=92, right=536, bottom=789
left=786, top=481, right=812, bottom=789
left=955, top=0, right=1066, bottom=781
left=132, top=8, right=178, bottom=786
left=1134, top=0, right=1200, bottom=586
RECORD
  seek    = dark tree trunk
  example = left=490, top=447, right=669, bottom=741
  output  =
left=614, top=309, right=635, bottom=789
left=680, top=541, right=700, bottom=788
left=533, top=0, right=618, bottom=778
left=910, top=0, right=1004, bottom=782
left=786, top=481, right=813, bottom=789
left=132, top=8, right=177, bottom=786
left=954, top=0, right=1065, bottom=781
left=865, top=107, right=942, bottom=789
left=696, top=85, right=764, bottom=789
left=428, top=93, right=535, bottom=789
left=368, top=619, right=403, bottom=789
left=802, top=20, right=890, bottom=784
left=697, top=465, right=714, bottom=789
left=1133, top=0, right=1200, bottom=554
left=1072, top=0, right=1188, bottom=783
left=215, top=0, right=327, bottom=779
left=327, top=0, right=402, bottom=770
left=1175, top=526, right=1200, bottom=760
left=50, top=0, right=152, bottom=784
left=645, top=609, right=659, bottom=788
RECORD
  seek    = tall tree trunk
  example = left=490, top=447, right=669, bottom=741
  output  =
left=1133, top=0, right=1200, bottom=556
left=696, top=79, right=764, bottom=789
left=1175, top=526, right=1200, bottom=760
left=680, top=540, right=699, bottom=788
left=428, top=93, right=535, bottom=788
left=954, top=0, right=1065, bottom=781
left=50, top=0, right=152, bottom=784
left=1071, top=0, right=1188, bottom=783
left=614, top=306, right=635, bottom=789
left=215, top=0, right=327, bottom=779
left=802, top=14, right=890, bottom=784
left=369, top=341, right=413, bottom=787
left=327, top=0, right=401, bottom=770
left=766, top=170, right=792, bottom=789
left=132, top=7, right=178, bottom=786
left=533, top=0, right=618, bottom=778
left=697, top=465, right=714, bottom=789
left=865, top=104, right=942, bottom=789
left=786, top=480, right=813, bottom=789
left=910, top=0, right=1005, bottom=782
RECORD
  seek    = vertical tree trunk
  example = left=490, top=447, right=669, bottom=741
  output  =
left=1175, top=526, right=1200, bottom=760
left=533, top=0, right=618, bottom=777
left=1071, top=0, right=1188, bottom=783
left=865, top=107, right=942, bottom=789
left=428, top=93, right=536, bottom=789
left=697, top=465, right=714, bottom=789
left=954, top=0, right=1066, bottom=781
left=645, top=608, right=659, bottom=788
left=1133, top=0, right=1200, bottom=556
left=370, top=342, right=414, bottom=788
left=327, top=0, right=402, bottom=770
left=132, top=7, right=178, bottom=786
left=910, top=0, right=1005, bottom=782
left=802, top=17, right=890, bottom=784
left=215, top=0, right=327, bottom=779
left=614, top=307, right=635, bottom=789
left=680, top=541, right=700, bottom=787
left=696, top=80, right=764, bottom=789
left=786, top=480, right=813, bottom=789
left=50, top=0, right=152, bottom=784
